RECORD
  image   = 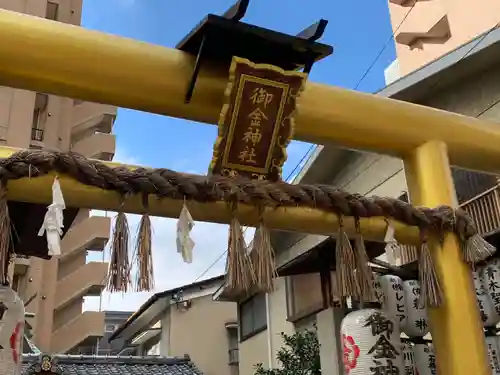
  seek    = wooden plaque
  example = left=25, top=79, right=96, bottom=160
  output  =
left=209, top=57, right=307, bottom=181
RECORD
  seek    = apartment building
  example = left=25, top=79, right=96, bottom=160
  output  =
left=4, top=0, right=116, bottom=353
left=385, top=0, right=499, bottom=82
left=109, top=275, right=239, bottom=375
left=215, top=22, right=500, bottom=375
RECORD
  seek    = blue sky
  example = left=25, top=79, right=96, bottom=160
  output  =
left=82, top=0, right=395, bottom=311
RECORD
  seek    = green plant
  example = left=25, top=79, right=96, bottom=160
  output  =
left=254, top=328, right=321, bottom=375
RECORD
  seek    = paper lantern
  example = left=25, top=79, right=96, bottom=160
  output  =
left=379, top=275, right=407, bottom=331
left=340, top=308, right=404, bottom=375
left=402, top=280, right=429, bottom=337
left=413, top=344, right=436, bottom=375
left=485, top=336, right=500, bottom=375
left=402, top=342, right=416, bottom=375
left=473, top=268, right=499, bottom=327
left=372, top=276, right=385, bottom=304
left=0, top=286, right=25, bottom=375
left=482, top=260, right=500, bottom=320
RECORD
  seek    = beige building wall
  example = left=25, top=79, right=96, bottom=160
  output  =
left=388, top=0, right=499, bottom=76
left=168, top=294, right=237, bottom=375
left=3, top=0, right=116, bottom=354
left=147, top=285, right=239, bottom=375
left=238, top=278, right=295, bottom=375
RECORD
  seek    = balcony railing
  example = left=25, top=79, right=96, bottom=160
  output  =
left=31, top=128, right=44, bottom=142
left=396, top=184, right=500, bottom=265
left=228, top=348, right=239, bottom=365
left=461, top=185, right=500, bottom=236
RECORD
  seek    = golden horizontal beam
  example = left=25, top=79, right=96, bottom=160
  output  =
left=0, top=11, right=499, bottom=173
left=0, top=147, right=419, bottom=245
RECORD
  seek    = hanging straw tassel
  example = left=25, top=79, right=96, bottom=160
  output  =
left=106, top=207, right=131, bottom=293
left=353, top=218, right=375, bottom=301
left=251, top=220, right=277, bottom=293
left=455, top=209, right=496, bottom=264
left=134, top=193, right=154, bottom=292
left=461, top=234, right=496, bottom=265
left=335, top=216, right=358, bottom=298
left=0, top=182, right=12, bottom=285
left=226, top=205, right=255, bottom=293
left=418, top=231, right=443, bottom=308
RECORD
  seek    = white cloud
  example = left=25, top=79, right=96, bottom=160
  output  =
left=84, top=148, right=255, bottom=312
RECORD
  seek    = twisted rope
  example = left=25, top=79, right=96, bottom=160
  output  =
left=0, top=150, right=478, bottom=239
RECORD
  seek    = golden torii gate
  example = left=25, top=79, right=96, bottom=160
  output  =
left=0, top=9, right=498, bottom=375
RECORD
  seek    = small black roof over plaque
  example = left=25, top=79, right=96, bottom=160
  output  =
left=177, top=0, right=333, bottom=102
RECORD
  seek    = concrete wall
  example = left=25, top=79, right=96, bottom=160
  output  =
left=388, top=0, right=499, bottom=75
left=167, top=294, right=237, bottom=375
left=238, top=278, right=295, bottom=375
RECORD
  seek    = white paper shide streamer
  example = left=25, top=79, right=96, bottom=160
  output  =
left=485, top=336, right=500, bottom=375
left=340, top=308, right=404, bottom=375
left=176, top=201, right=195, bottom=263
left=379, top=275, right=408, bottom=332
left=482, top=260, right=500, bottom=321
left=472, top=268, right=499, bottom=327
left=0, top=286, right=24, bottom=375
left=413, top=344, right=436, bottom=375
left=402, top=280, right=429, bottom=337
left=402, top=342, right=416, bottom=375
left=37, top=176, right=65, bottom=256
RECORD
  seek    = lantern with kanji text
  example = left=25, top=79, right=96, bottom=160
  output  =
left=402, top=280, right=429, bottom=337
left=379, top=275, right=408, bottom=332
left=0, top=285, right=24, bottom=375
left=340, top=308, right=404, bottom=375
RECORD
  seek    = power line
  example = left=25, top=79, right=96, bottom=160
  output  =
left=190, top=10, right=499, bottom=285
left=191, top=146, right=317, bottom=283
left=190, top=5, right=422, bottom=284
left=354, top=1, right=418, bottom=90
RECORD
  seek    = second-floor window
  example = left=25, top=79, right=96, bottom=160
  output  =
left=238, top=293, right=267, bottom=341
left=286, top=273, right=324, bottom=322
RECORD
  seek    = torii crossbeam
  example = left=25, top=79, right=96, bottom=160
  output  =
left=0, top=9, right=494, bottom=375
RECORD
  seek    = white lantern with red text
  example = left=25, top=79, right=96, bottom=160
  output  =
left=402, top=342, right=416, bottom=375
left=340, top=308, right=404, bottom=375
left=485, top=336, right=500, bottom=375
left=473, top=268, right=499, bottom=327
left=379, top=275, right=407, bottom=331
left=482, top=260, right=500, bottom=321
left=402, top=280, right=429, bottom=337
left=413, top=344, right=436, bottom=375
left=0, top=285, right=24, bottom=375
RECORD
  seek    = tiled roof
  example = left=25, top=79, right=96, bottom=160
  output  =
left=21, top=353, right=204, bottom=375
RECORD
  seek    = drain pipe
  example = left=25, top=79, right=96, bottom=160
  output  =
left=265, top=293, right=273, bottom=369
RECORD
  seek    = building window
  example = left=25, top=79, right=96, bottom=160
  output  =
left=46, top=2, right=59, bottom=21
left=238, top=293, right=267, bottom=341
left=32, top=93, right=48, bottom=142
left=105, top=324, right=116, bottom=333
left=286, top=273, right=324, bottom=322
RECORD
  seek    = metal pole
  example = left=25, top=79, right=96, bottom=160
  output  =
left=404, top=140, right=489, bottom=375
